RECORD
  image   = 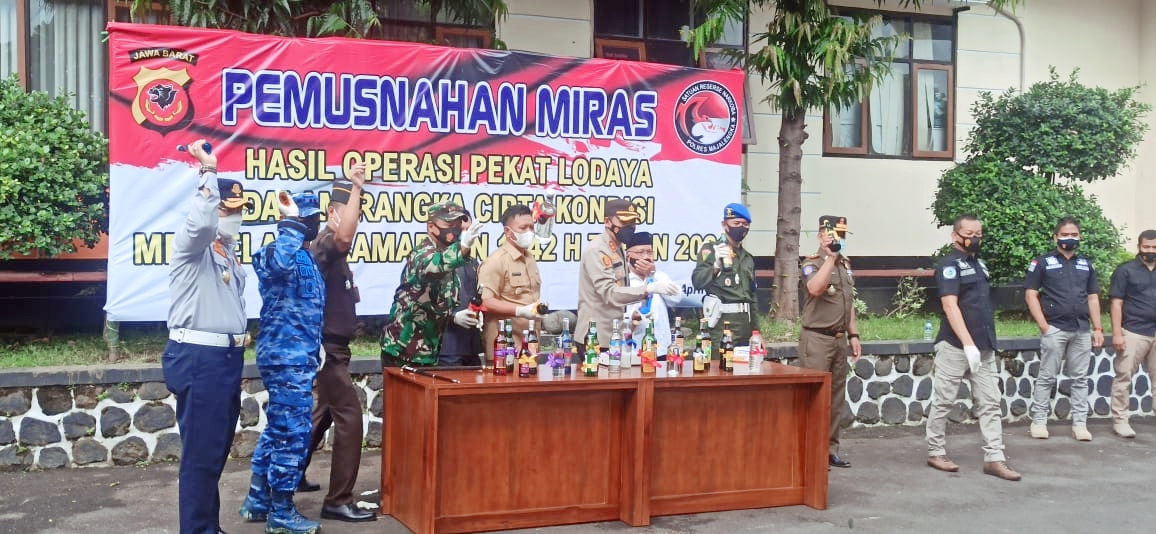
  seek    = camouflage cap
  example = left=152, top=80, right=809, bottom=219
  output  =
left=427, top=199, right=468, bottom=222
left=292, top=192, right=322, bottom=218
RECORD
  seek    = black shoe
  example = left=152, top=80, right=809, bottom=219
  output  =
left=829, top=454, right=852, bottom=468
left=297, top=478, right=321, bottom=492
left=320, top=503, right=377, bottom=523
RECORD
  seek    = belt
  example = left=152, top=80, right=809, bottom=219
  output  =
left=169, top=328, right=246, bottom=348
left=719, top=302, right=750, bottom=314
left=803, top=327, right=845, bottom=338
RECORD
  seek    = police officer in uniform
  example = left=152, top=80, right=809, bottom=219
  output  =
left=1024, top=217, right=1103, bottom=442
left=241, top=191, right=327, bottom=533
left=297, top=165, right=377, bottom=523
left=380, top=200, right=486, bottom=366
left=1107, top=229, right=1156, bottom=438
left=692, top=203, right=757, bottom=347
left=479, top=204, right=545, bottom=363
left=576, top=199, right=678, bottom=350
left=799, top=215, right=861, bottom=468
left=925, top=214, right=1021, bottom=481
left=163, top=140, right=252, bottom=534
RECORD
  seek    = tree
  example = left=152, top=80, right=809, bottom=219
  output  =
left=0, top=75, right=109, bottom=258
left=131, top=0, right=508, bottom=45
left=691, top=0, right=1021, bottom=320
left=931, top=155, right=1123, bottom=285
left=967, top=68, right=1150, bottom=184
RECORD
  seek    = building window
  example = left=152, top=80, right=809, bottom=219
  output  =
left=592, top=0, right=745, bottom=69
left=27, top=0, right=108, bottom=131
left=823, top=13, right=954, bottom=159
left=111, top=0, right=169, bottom=24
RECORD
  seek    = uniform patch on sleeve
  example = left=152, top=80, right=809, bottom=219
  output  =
left=601, top=254, right=613, bottom=268
left=802, top=264, right=816, bottom=276
left=1028, top=259, right=1038, bottom=272
left=942, top=266, right=957, bottom=279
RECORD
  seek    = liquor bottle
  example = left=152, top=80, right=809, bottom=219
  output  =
left=674, top=316, right=685, bottom=352
left=493, top=319, right=508, bottom=376
left=608, top=318, right=623, bottom=373
left=469, top=285, right=485, bottom=328
left=586, top=321, right=599, bottom=354
left=583, top=321, right=600, bottom=376
left=641, top=321, right=657, bottom=373
left=720, top=321, right=734, bottom=372
left=518, top=330, right=532, bottom=378
left=698, top=313, right=712, bottom=372
left=560, top=317, right=573, bottom=352
left=526, top=319, right=539, bottom=375
left=621, top=313, right=636, bottom=367
left=504, top=320, right=516, bottom=373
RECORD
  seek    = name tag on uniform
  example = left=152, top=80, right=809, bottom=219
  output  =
left=1045, top=256, right=1062, bottom=270
left=512, top=272, right=522, bottom=277
left=1076, top=259, right=1090, bottom=271
left=960, top=268, right=976, bottom=277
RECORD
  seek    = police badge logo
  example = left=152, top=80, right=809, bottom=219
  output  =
left=132, top=67, right=194, bottom=134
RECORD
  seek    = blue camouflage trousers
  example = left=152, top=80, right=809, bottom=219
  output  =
left=250, top=364, right=317, bottom=493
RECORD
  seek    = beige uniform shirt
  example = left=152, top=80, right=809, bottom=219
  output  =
left=478, top=240, right=542, bottom=360
left=575, top=231, right=648, bottom=347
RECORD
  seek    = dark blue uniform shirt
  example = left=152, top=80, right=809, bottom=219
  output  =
left=1023, top=251, right=1099, bottom=332
left=1109, top=258, right=1156, bottom=337
left=935, top=250, right=997, bottom=351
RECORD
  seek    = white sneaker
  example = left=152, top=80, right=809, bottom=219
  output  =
left=1029, top=423, right=1049, bottom=439
left=1072, top=425, right=1092, bottom=441
left=1114, top=421, right=1136, bottom=438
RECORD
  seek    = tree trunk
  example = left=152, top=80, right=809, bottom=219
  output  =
left=772, top=112, right=808, bottom=320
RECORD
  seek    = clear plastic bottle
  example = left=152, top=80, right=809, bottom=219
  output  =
left=923, top=320, right=934, bottom=341
left=749, top=330, right=765, bottom=372
left=609, top=318, right=623, bottom=373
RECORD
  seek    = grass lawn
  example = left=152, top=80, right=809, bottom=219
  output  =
left=0, top=313, right=1107, bottom=370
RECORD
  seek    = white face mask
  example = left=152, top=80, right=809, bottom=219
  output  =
left=513, top=229, right=535, bottom=249
left=218, top=212, right=243, bottom=239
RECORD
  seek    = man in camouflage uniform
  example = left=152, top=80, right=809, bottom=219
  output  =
left=381, top=200, right=486, bottom=366
left=692, top=203, right=757, bottom=347
left=240, top=191, right=325, bottom=534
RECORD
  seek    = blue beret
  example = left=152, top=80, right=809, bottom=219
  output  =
left=292, top=192, right=322, bottom=218
left=723, top=203, right=750, bottom=222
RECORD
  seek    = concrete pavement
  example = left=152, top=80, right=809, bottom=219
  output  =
left=2, top=418, right=1154, bottom=533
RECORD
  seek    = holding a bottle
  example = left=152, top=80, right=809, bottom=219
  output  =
left=623, top=231, right=683, bottom=357
left=477, top=205, right=546, bottom=367
left=691, top=203, right=757, bottom=346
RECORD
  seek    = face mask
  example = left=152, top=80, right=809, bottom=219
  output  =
left=613, top=224, right=636, bottom=245
left=1057, top=238, right=1079, bottom=252
left=436, top=222, right=463, bottom=246
left=302, top=214, right=321, bottom=242
left=957, top=235, right=982, bottom=255
left=1141, top=253, right=1156, bottom=264
left=512, top=229, right=535, bottom=249
left=218, top=212, right=242, bottom=239
left=726, top=226, right=748, bottom=242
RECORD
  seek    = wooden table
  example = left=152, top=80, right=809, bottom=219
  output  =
left=381, top=363, right=830, bottom=533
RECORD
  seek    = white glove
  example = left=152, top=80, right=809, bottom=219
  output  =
left=647, top=279, right=680, bottom=296
left=277, top=191, right=299, bottom=218
left=515, top=303, right=541, bottom=319
left=453, top=309, right=479, bottom=328
left=963, top=345, right=982, bottom=374
left=460, top=222, right=485, bottom=249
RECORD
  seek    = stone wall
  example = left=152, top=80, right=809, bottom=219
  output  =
left=1, top=339, right=1152, bottom=471
left=0, top=362, right=384, bottom=472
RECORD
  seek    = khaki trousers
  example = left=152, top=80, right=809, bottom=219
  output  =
left=925, top=342, right=1006, bottom=462
left=798, top=329, right=850, bottom=456
left=1112, top=329, right=1156, bottom=422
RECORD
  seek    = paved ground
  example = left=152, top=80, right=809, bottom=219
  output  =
left=2, top=418, right=1155, bottom=534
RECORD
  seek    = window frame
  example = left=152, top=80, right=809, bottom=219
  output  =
left=434, top=26, right=491, bottom=48
left=592, top=0, right=747, bottom=70
left=821, top=10, right=956, bottom=161
left=594, top=37, right=647, bottom=62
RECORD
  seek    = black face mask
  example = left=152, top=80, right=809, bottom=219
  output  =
left=1057, top=238, right=1079, bottom=252
left=726, top=226, right=749, bottom=242
left=302, top=214, right=321, bottom=242
left=957, top=235, right=982, bottom=255
left=1141, top=252, right=1156, bottom=264
left=613, top=224, right=635, bottom=245
left=436, top=222, right=463, bottom=246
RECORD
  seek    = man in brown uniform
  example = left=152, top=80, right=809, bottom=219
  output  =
left=576, top=199, right=679, bottom=349
left=478, top=204, right=545, bottom=362
left=799, top=215, right=862, bottom=469
left=298, top=165, right=375, bottom=522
